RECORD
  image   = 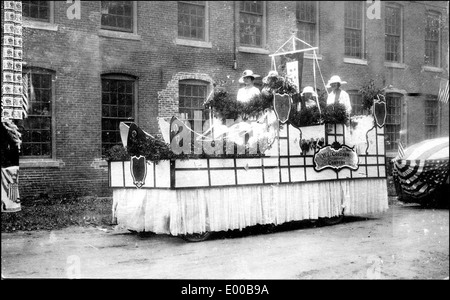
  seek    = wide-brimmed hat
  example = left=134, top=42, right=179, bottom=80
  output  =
left=300, top=86, right=318, bottom=97
left=239, top=70, right=260, bottom=83
left=326, top=75, right=347, bottom=88
left=262, top=70, right=279, bottom=84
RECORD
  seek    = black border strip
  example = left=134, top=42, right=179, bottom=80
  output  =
left=122, top=161, right=125, bottom=187
left=233, top=157, right=238, bottom=185
left=113, top=176, right=387, bottom=191
left=170, top=160, right=175, bottom=189
left=375, top=126, right=379, bottom=177
left=287, top=125, right=292, bottom=183
left=261, top=156, right=265, bottom=184
left=153, top=161, right=156, bottom=188
left=207, top=158, right=211, bottom=187
left=174, top=163, right=386, bottom=172
left=108, top=161, right=111, bottom=187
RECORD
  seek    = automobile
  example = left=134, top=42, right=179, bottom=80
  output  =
left=392, top=137, right=449, bottom=207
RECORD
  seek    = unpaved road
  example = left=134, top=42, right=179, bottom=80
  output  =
left=1, top=202, right=448, bottom=279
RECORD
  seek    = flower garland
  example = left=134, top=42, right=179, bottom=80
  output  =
left=359, top=79, right=385, bottom=111
left=289, top=104, right=323, bottom=127
left=104, top=134, right=189, bottom=163
left=321, top=103, right=350, bottom=124
left=209, top=73, right=298, bottom=121
left=208, top=89, right=272, bottom=121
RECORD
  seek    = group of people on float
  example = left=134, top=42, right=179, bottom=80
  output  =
left=235, top=69, right=352, bottom=116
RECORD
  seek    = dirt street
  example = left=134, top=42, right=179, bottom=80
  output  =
left=1, top=202, right=448, bottom=280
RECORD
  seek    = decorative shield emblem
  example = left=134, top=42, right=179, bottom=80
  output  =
left=273, top=93, right=292, bottom=124
left=130, top=155, right=147, bottom=188
left=373, top=97, right=387, bottom=128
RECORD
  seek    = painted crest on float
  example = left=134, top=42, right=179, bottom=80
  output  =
left=373, top=96, right=387, bottom=128
left=130, top=155, right=147, bottom=188
left=273, top=93, right=291, bottom=124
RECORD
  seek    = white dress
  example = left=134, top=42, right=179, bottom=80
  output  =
left=326, top=89, right=352, bottom=115
left=237, top=86, right=261, bottom=103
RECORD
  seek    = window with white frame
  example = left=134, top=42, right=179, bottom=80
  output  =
left=178, top=1, right=206, bottom=41
left=296, top=1, right=318, bottom=49
left=385, top=3, right=403, bottom=63
left=424, top=97, right=439, bottom=139
left=425, top=11, right=441, bottom=67
left=385, top=93, right=402, bottom=151
left=239, top=1, right=265, bottom=47
left=20, top=69, right=54, bottom=158
left=344, top=1, right=364, bottom=59
left=101, top=74, right=136, bottom=156
left=101, top=1, right=134, bottom=33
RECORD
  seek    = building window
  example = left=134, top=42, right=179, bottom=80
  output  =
left=348, top=91, right=367, bottom=116
left=178, top=1, right=206, bottom=40
left=239, top=1, right=265, bottom=47
left=385, top=93, right=402, bottom=151
left=101, top=1, right=134, bottom=33
left=344, top=1, right=364, bottom=59
left=424, top=97, right=438, bottom=139
left=296, top=1, right=318, bottom=49
left=22, top=1, right=50, bottom=22
left=178, top=81, right=210, bottom=125
left=101, top=75, right=135, bottom=156
left=20, top=70, right=54, bottom=157
left=385, top=3, right=402, bottom=62
left=425, top=11, right=441, bottom=67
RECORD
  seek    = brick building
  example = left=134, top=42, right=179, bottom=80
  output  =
left=3, top=1, right=448, bottom=198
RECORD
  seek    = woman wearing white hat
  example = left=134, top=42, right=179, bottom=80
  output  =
left=326, top=75, right=352, bottom=115
left=299, top=86, right=319, bottom=111
left=237, top=70, right=261, bottom=103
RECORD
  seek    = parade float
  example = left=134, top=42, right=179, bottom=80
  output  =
left=107, top=36, right=389, bottom=241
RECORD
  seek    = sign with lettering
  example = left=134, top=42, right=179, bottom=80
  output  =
left=313, top=144, right=359, bottom=171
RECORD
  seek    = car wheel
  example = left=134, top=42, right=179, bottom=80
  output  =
left=180, top=231, right=212, bottom=242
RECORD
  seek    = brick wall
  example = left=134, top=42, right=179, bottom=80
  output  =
left=7, top=1, right=448, bottom=198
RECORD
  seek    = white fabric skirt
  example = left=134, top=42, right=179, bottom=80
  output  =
left=113, top=179, right=388, bottom=235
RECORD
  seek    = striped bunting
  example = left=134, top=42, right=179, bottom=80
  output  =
left=397, top=140, right=405, bottom=159
left=1, top=167, right=20, bottom=203
left=438, top=78, right=448, bottom=104
left=393, top=137, right=449, bottom=198
left=22, top=71, right=29, bottom=118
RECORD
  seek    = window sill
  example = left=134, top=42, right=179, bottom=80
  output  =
left=384, top=62, right=406, bottom=69
left=20, top=159, right=64, bottom=168
left=175, top=38, right=212, bottom=49
left=343, top=57, right=368, bottom=65
left=98, top=29, right=141, bottom=41
left=422, top=66, right=444, bottom=73
left=385, top=87, right=407, bottom=95
left=304, top=53, right=323, bottom=60
left=23, top=20, right=58, bottom=31
left=238, top=46, right=270, bottom=55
